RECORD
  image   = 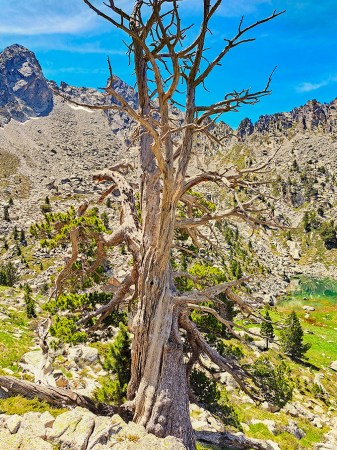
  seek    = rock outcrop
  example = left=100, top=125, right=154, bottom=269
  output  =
left=0, top=407, right=186, bottom=450
left=0, top=44, right=53, bottom=126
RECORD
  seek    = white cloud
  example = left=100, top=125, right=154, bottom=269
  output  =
left=0, top=0, right=98, bottom=35
left=297, top=81, right=328, bottom=93
left=296, top=75, right=337, bottom=93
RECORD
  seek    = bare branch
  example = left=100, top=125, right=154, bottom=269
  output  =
left=174, top=277, right=249, bottom=305
left=180, top=312, right=262, bottom=402
left=194, top=11, right=284, bottom=87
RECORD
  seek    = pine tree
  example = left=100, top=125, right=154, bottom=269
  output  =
left=24, top=283, right=36, bottom=318
left=3, top=205, right=10, bottom=222
left=280, top=311, right=311, bottom=360
left=260, top=310, right=274, bottom=350
left=95, top=322, right=131, bottom=405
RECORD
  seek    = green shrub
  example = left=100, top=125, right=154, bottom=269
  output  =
left=190, top=369, right=241, bottom=430
left=24, top=283, right=36, bottom=318
left=0, top=396, right=66, bottom=416
left=252, top=357, right=293, bottom=407
left=94, top=322, right=131, bottom=405
left=0, top=262, right=18, bottom=286
left=280, top=311, right=311, bottom=360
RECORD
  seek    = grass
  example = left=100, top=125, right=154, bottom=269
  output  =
left=196, top=444, right=232, bottom=450
left=0, top=396, right=67, bottom=416
left=235, top=402, right=328, bottom=450
left=0, top=305, right=34, bottom=373
left=228, top=276, right=337, bottom=449
left=275, top=289, right=337, bottom=370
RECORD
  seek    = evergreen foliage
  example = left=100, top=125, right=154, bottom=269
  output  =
left=260, top=310, right=274, bottom=349
left=0, top=262, right=18, bottom=286
left=50, top=316, right=87, bottom=345
left=190, top=369, right=242, bottom=430
left=13, top=226, right=18, bottom=240
left=30, top=206, right=108, bottom=291
left=252, top=357, right=293, bottom=407
left=24, top=283, right=36, bottom=318
left=3, top=205, right=10, bottom=221
left=280, top=311, right=311, bottom=360
left=319, top=220, right=337, bottom=249
left=45, top=292, right=127, bottom=345
left=94, top=322, right=131, bottom=405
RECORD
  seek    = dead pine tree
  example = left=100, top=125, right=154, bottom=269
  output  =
left=79, top=1, right=284, bottom=448
left=2, top=2, right=285, bottom=449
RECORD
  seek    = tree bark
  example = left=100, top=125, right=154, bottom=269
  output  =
left=125, top=13, right=196, bottom=448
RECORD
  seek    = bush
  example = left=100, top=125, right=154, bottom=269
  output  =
left=319, top=220, right=337, bottom=249
left=0, top=262, right=18, bottom=286
left=252, top=357, right=293, bottom=407
left=190, top=369, right=241, bottom=429
left=94, top=322, right=131, bottom=405
left=24, top=284, right=36, bottom=318
left=260, top=310, right=274, bottom=349
left=3, top=205, right=10, bottom=221
left=280, top=311, right=311, bottom=360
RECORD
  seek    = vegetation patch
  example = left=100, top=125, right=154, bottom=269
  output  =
left=0, top=396, right=67, bottom=416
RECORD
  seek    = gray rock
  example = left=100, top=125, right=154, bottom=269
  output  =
left=6, top=414, right=21, bottom=434
left=87, top=415, right=124, bottom=450
left=48, top=407, right=95, bottom=450
left=303, top=305, right=315, bottom=311
left=329, top=361, right=337, bottom=371
left=0, top=44, right=53, bottom=125
left=286, top=420, right=306, bottom=439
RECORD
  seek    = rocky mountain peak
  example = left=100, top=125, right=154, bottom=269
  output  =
left=237, top=97, right=337, bottom=140
left=0, top=44, right=53, bottom=126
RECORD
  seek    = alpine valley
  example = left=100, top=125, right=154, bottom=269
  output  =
left=0, top=44, right=337, bottom=450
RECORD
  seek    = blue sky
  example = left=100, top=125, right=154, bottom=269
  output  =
left=0, top=0, right=336, bottom=128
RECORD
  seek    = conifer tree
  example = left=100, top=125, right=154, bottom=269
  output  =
left=95, top=322, right=131, bottom=405
left=280, top=311, right=311, bottom=360
left=24, top=283, right=36, bottom=319
left=260, top=310, right=274, bottom=350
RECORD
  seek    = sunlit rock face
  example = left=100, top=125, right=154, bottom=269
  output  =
left=0, top=44, right=53, bottom=126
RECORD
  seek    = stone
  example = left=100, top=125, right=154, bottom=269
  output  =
left=48, top=407, right=95, bottom=450
left=19, top=437, right=54, bottom=450
left=0, top=429, right=23, bottom=449
left=87, top=416, right=122, bottom=450
left=312, top=417, right=323, bottom=428
left=0, top=44, right=53, bottom=125
left=6, top=414, right=21, bottom=434
left=286, top=420, right=306, bottom=439
left=303, top=305, right=315, bottom=311
left=329, top=361, right=337, bottom=371
left=39, top=411, right=55, bottom=428
left=67, top=345, right=99, bottom=366
left=109, top=421, right=186, bottom=450
left=21, top=412, right=48, bottom=438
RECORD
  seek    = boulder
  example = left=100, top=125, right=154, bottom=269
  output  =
left=6, top=414, right=21, bottom=434
left=303, top=305, right=315, bottom=311
left=110, top=421, right=186, bottom=450
left=48, top=407, right=95, bottom=449
left=286, top=420, right=305, bottom=439
left=329, top=361, right=337, bottom=371
left=87, top=415, right=124, bottom=450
